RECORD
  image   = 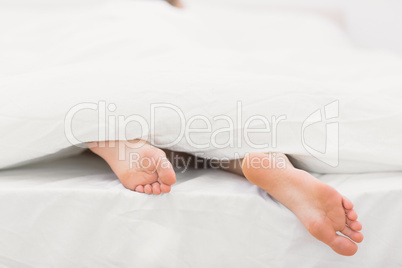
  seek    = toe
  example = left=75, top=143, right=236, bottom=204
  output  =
left=160, top=183, right=171, bottom=193
left=135, top=185, right=144, bottom=193
left=341, top=226, right=364, bottom=243
left=346, top=218, right=362, bottom=231
left=308, top=220, right=359, bottom=256
left=156, top=157, right=176, bottom=186
left=346, top=209, right=358, bottom=221
left=342, top=196, right=354, bottom=210
left=152, top=182, right=161, bottom=195
left=329, top=234, right=358, bottom=256
left=144, top=184, right=153, bottom=194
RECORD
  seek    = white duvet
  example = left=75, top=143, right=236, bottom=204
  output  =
left=1, top=0, right=402, bottom=173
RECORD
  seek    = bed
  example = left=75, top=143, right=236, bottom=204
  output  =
left=1, top=151, right=401, bottom=267
left=1, top=0, right=402, bottom=267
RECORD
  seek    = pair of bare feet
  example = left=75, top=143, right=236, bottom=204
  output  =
left=88, top=139, right=363, bottom=256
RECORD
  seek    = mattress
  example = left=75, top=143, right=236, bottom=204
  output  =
left=0, top=151, right=401, bottom=267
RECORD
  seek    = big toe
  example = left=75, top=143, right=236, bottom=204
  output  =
left=160, top=183, right=171, bottom=193
left=309, top=220, right=360, bottom=256
left=330, top=235, right=358, bottom=256
left=157, top=157, right=176, bottom=186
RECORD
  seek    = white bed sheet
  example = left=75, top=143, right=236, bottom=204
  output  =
left=0, top=151, right=401, bottom=267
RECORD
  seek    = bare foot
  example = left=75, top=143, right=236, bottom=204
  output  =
left=87, top=140, right=176, bottom=195
left=241, top=153, right=363, bottom=256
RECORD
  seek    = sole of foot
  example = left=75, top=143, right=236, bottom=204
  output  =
left=242, top=152, right=363, bottom=256
left=88, top=140, right=176, bottom=195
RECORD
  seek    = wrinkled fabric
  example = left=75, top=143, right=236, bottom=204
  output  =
left=0, top=152, right=401, bottom=267
left=1, top=0, right=401, bottom=173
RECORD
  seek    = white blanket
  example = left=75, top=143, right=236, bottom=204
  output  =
left=1, top=0, right=402, bottom=173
